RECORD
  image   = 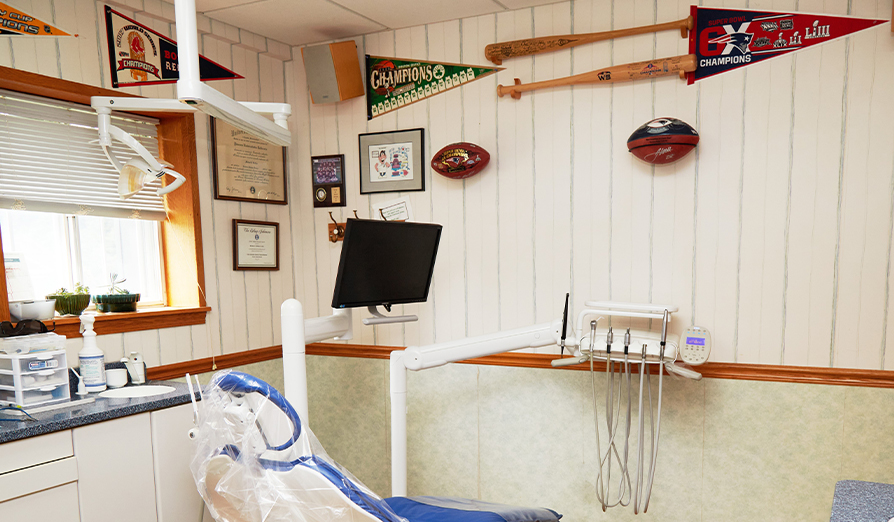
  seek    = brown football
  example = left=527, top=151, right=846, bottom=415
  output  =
left=431, top=142, right=490, bottom=179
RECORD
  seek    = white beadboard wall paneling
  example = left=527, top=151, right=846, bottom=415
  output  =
left=784, top=0, right=849, bottom=367
left=495, top=9, right=536, bottom=334
left=569, top=0, right=612, bottom=327
left=833, top=0, right=894, bottom=370
left=650, top=0, right=698, bottom=342
left=531, top=3, right=572, bottom=340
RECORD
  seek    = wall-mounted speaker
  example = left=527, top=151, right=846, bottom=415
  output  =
left=301, top=41, right=364, bottom=104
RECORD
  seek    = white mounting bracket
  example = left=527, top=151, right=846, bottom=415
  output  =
left=362, top=305, right=418, bottom=326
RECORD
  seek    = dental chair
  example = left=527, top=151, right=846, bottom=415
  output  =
left=191, top=371, right=562, bottom=522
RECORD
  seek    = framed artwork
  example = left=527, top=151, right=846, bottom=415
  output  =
left=311, top=154, right=347, bottom=208
left=212, top=117, right=288, bottom=205
left=232, top=219, right=279, bottom=271
left=358, top=128, right=425, bottom=194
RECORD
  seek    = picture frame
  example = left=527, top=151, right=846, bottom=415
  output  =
left=232, top=219, right=279, bottom=271
left=358, top=128, right=425, bottom=194
left=212, top=117, right=288, bottom=205
left=311, top=154, right=347, bottom=207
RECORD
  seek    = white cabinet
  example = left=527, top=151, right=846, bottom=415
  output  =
left=0, top=431, right=79, bottom=521
left=74, top=413, right=159, bottom=522
left=0, top=403, right=203, bottom=522
left=151, top=404, right=204, bottom=522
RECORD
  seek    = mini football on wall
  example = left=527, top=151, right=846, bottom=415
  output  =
left=431, top=142, right=490, bottom=179
left=627, top=118, right=699, bottom=165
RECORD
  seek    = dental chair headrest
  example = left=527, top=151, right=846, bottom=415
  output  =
left=215, top=371, right=302, bottom=452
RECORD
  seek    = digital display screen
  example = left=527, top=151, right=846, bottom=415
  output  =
left=331, top=219, right=442, bottom=309
left=686, top=337, right=705, bottom=346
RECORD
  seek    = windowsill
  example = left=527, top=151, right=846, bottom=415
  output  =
left=44, top=306, right=211, bottom=338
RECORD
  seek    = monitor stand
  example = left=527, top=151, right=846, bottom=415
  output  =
left=362, top=305, right=418, bottom=326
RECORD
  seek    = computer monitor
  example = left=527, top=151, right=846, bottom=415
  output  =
left=331, top=219, right=442, bottom=309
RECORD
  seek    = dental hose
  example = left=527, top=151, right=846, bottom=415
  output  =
left=604, top=327, right=613, bottom=505
left=633, top=343, right=647, bottom=514
left=588, top=321, right=607, bottom=512
left=642, top=310, right=669, bottom=513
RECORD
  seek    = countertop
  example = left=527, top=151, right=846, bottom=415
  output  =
left=0, top=380, right=197, bottom=444
left=830, top=480, right=894, bottom=522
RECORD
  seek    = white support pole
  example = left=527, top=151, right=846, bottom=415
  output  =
left=281, top=299, right=308, bottom=424
left=390, top=351, right=408, bottom=497
left=174, top=0, right=201, bottom=95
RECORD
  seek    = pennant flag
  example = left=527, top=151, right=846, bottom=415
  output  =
left=104, top=6, right=242, bottom=88
left=688, top=6, right=887, bottom=84
left=0, top=2, right=72, bottom=37
left=367, top=56, right=502, bottom=120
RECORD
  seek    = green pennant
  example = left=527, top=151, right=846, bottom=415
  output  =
left=366, top=55, right=502, bottom=120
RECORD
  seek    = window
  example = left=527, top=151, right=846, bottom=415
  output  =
left=0, top=88, right=167, bottom=307
left=1, top=65, right=207, bottom=339
left=0, top=210, right=164, bottom=304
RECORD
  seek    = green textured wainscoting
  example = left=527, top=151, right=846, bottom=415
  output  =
left=196, top=356, right=894, bottom=521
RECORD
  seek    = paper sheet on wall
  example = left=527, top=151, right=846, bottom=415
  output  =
left=373, top=197, right=414, bottom=222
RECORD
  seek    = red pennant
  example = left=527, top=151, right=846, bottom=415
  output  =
left=687, top=6, right=887, bottom=84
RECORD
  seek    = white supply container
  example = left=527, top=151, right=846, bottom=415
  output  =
left=0, top=332, right=67, bottom=355
left=0, top=349, right=71, bottom=408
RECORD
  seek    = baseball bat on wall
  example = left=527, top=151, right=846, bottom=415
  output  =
left=484, top=16, right=692, bottom=65
left=497, top=54, right=697, bottom=99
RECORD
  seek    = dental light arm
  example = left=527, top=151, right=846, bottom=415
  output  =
left=174, top=0, right=291, bottom=146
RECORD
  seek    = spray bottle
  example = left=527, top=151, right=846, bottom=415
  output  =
left=78, top=314, right=106, bottom=392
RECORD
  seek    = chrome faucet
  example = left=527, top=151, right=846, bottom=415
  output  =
left=121, top=352, right=146, bottom=384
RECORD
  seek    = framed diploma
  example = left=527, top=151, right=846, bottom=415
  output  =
left=212, top=118, right=288, bottom=205
left=232, top=219, right=279, bottom=271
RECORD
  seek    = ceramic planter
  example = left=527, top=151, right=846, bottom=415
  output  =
left=46, top=293, right=91, bottom=316
left=92, top=293, right=141, bottom=313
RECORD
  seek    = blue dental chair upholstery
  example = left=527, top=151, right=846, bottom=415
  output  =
left=193, top=371, right=561, bottom=522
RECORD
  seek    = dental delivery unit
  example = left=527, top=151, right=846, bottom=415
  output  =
left=187, top=220, right=712, bottom=518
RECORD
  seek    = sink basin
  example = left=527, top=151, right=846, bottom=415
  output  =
left=99, top=385, right=176, bottom=399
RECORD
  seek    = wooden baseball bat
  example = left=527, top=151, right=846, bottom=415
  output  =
left=485, top=16, right=693, bottom=65
left=497, top=54, right=697, bottom=99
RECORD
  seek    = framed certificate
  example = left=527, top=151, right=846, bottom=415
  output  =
left=232, top=220, right=279, bottom=271
left=212, top=118, right=288, bottom=205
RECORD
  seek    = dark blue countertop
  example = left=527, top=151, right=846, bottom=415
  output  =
left=0, top=380, right=198, bottom=444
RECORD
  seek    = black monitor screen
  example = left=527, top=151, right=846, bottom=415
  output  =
left=331, top=219, right=442, bottom=309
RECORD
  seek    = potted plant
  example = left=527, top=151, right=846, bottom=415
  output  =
left=46, top=283, right=91, bottom=316
left=92, top=273, right=141, bottom=313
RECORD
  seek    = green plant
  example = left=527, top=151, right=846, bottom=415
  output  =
left=106, top=273, right=130, bottom=295
left=47, top=283, right=91, bottom=316
left=50, top=283, right=90, bottom=297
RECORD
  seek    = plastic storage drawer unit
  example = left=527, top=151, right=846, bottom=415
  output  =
left=0, top=349, right=71, bottom=408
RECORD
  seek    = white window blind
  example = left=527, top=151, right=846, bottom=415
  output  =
left=0, top=89, right=167, bottom=221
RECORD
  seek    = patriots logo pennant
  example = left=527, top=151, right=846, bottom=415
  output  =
left=688, top=6, right=886, bottom=84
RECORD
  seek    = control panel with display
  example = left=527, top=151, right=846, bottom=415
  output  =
left=680, top=326, right=711, bottom=365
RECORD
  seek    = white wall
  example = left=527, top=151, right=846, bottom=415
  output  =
left=290, top=0, right=894, bottom=370
left=1, top=0, right=293, bottom=366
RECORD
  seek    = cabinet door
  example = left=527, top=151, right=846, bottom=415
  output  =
left=151, top=404, right=204, bottom=522
left=74, top=413, right=158, bottom=522
left=0, top=482, right=80, bottom=522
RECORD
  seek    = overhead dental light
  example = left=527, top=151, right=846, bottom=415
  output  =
left=92, top=99, right=188, bottom=200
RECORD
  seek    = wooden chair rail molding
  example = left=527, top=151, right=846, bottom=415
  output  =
left=147, top=342, right=894, bottom=389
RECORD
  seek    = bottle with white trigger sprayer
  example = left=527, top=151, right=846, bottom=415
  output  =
left=78, top=314, right=107, bottom=392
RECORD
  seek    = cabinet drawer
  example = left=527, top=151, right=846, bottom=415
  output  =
left=0, top=482, right=80, bottom=522
left=0, top=456, right=78, bottom=503
left=0, top=430, right=73, bottom=475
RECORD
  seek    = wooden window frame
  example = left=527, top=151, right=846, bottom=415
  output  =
left=0, top=66, right=209, bottom=338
